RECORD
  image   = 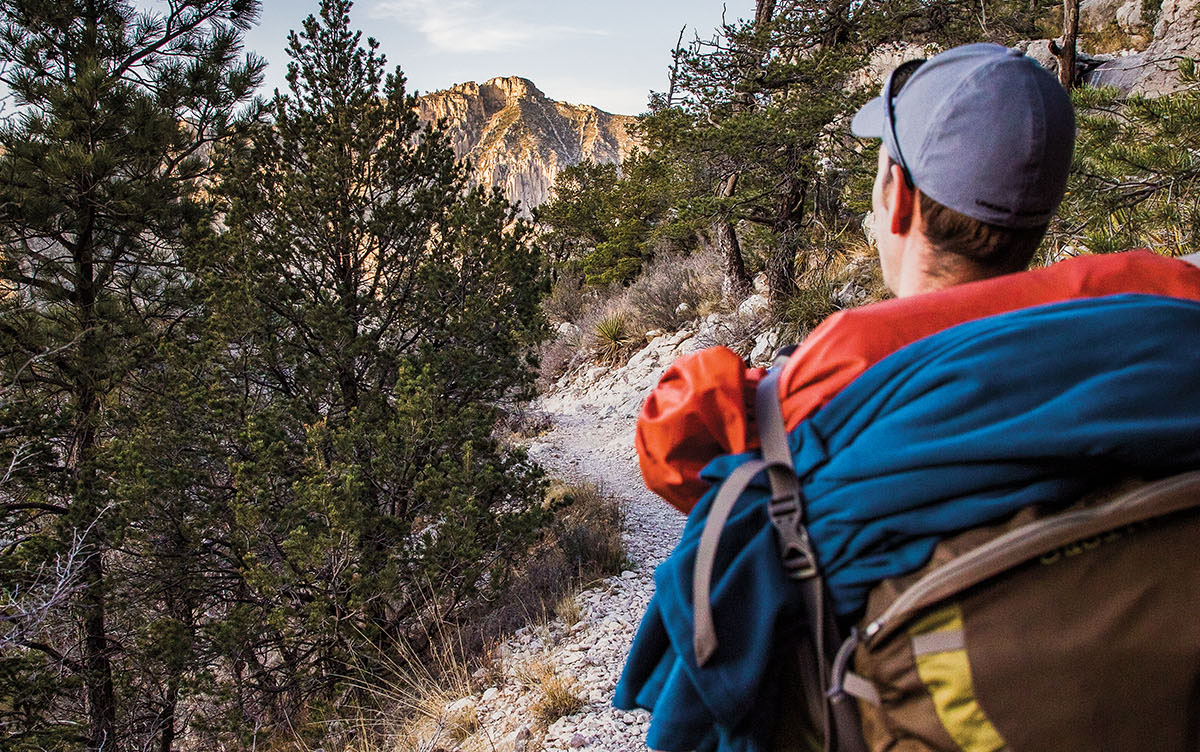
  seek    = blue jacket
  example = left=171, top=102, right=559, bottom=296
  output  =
left=614, top=294, right=1200, bottom=752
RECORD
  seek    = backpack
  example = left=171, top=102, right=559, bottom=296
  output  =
left=692, top=361, right=1200, bottom=752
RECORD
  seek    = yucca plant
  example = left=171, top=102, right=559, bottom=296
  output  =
left=593, top=312, right=637, bottom=366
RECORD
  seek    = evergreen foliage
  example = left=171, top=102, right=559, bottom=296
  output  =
left=0, top=0, right=549, bottom=748
left=545, top=1, right=1056, bottom=299
left=536, top=151, right=683, bottom=286
left=0, top=0, right=263, bottom=748
left=1058, top=63, right=1200, bottom=255
left=200, top=0, right=548, bottom=741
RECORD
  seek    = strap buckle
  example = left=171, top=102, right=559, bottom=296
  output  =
left=768, top=494, right=818, bottom=579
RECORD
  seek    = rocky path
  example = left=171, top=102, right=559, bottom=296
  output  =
left=448, top=330, right=708, bottom=751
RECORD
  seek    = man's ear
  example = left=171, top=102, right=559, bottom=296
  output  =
left=887, top=162, right=916, bottom=235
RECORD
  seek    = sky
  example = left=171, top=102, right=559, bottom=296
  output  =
left=235, top=0, right=756, bottom=115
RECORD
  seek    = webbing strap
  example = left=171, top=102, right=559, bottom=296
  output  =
left=757, top=369, right=819, bottom=579
left=693, top=457, right=771, bottom=666
left=840, top=673, right=881, bottom=707
left=690, top=362, right=866, bottom=750
left=757, top=368, right=867, bottom=752
left=911, top=629, right=966, bottom=657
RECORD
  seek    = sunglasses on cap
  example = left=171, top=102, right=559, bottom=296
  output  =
left=884, top=58, right=926, bottom=191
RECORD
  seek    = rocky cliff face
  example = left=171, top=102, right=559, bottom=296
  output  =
left=1020, top=0, right=1200, bottom=95
left=416, top=77, right=640, bottom=215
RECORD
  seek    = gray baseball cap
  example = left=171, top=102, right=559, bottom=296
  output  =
left=851, top=43, right=1075, bottom=229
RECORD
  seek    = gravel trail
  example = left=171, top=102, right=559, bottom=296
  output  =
left=458, top=330, right=705, bottom=752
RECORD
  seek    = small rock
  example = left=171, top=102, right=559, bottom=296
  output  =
left=569, top=732, right=589, bottom=748
left=505, top=725, right=532, bottom=752
left=737, top=293, right=770, bottom=318
left=445, top=696, right=475, bottom=714
left=482, top=687, right=499, bottom=702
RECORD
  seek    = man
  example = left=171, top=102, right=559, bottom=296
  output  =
left=618, top=42, right=1200, bottom=752
left=636, top=43, right=1200, bottom=514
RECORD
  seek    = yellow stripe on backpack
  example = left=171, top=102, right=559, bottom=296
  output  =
left=908, top=604, right=1006, bottom=752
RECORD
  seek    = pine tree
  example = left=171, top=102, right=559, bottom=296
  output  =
left=639, top=0, right=1053, bottom=301
left=536, top=151, right=682, bottom=285
left=1056, top=63, right=1200, bottom=256
left=0, top=1, right=262, bottom=748
left=202, top=0, right=548, bottom=738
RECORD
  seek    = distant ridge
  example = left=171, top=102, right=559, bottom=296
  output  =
left=416, top=76, right=640, bottom=215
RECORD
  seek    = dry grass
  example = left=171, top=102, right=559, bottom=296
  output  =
left=1081, top=22, right=1151, bottom=54
left=625, top=248, right=726, bottom=332
left=553, top=592, right=584, bottom=628
left=448, top=479, right=626, bottom=663
left=277, top=479, right=624, bottom=752
left=694, top=310, right=773, bottom=357
left=495, top=403, right=554, bottom=445
left=537, top=245, right=726, bottom=386
left=443, top=702, right=480, bottom=742
left=520, top=660, right=586, bottom=726
left=546, top=480, right=629, bottom=582
left=542, top=270, right=602, bottom=325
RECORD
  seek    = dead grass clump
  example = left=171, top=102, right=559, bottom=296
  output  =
left=1081, top=22, right=1151, bottom=54
left=521, top=660, right=585, bottom=725
left=536, top=324, right=586, bottom=390
left=542, top=271, right=599, bottom=325
left=694, top=312, right=772, bottom=357
left=495, top=403, right=554, bottom=445
left=537, top=246, right=726, bottom=386
left=454, top=480, right=626, bottom=660
left=776, top=275, right=843, bottom=341
left=553, top=592, right=584, bottom=628
left=547, top=481, right=629, bottom=581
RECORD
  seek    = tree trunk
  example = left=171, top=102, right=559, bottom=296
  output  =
left=765, top=176, right=804, bottom=300
left=72, top=208, right=117, bottom=752
left=714, top=173, right=751, bottom=301
left=756, top=0, right=777, bottom=26
left=766, top=229, right=799, bottom=300
left=76, top=369, right=116, bottom=752
left=1058, top=0, right=1080, bottom=89
left=158, top=680, right=178, bottom=752
left=709, top=0, right=777, bottom=304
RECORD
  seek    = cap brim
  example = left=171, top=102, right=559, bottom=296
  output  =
left=851, top=97, right=884, bottom=138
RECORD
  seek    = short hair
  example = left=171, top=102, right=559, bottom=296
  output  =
left=883, top=158, right=1048, bottom=277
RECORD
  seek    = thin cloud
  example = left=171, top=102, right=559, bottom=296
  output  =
left=371, top=0, right=606, bottom=53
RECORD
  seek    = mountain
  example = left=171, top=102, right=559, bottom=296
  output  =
left=416, top=77, right=640, bottom=215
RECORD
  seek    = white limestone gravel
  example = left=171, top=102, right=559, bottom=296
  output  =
left=450, top=330, right=708, bottom=751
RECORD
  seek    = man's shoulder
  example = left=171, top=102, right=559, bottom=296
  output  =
left=776, top=251, right=1200, bottom=429
left=813, top=250, right=1200, bottom=347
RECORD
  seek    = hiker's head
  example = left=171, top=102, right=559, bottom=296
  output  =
left=852, top=43, right=1076, bottom=296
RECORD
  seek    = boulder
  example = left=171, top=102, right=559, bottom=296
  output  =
left=749, top=328, right=784, bottom=367
left=1081, top=0, right=1145, bottom=33
left=737, top=294, right=770, bottom=318
left=1086, top=0, right=1200, bottom=95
